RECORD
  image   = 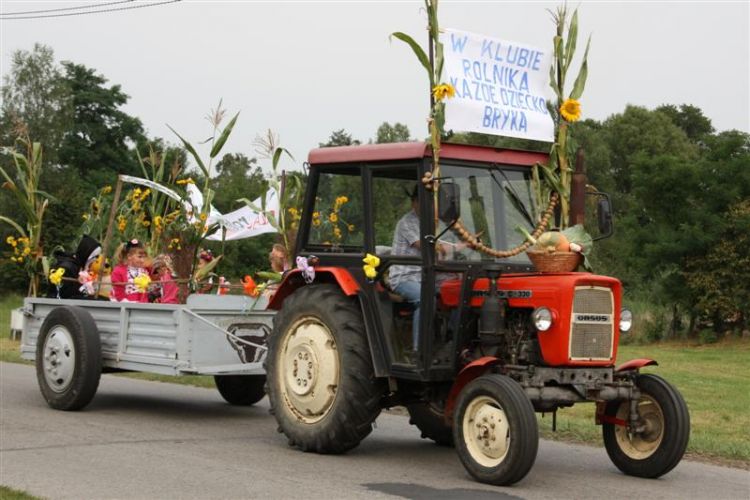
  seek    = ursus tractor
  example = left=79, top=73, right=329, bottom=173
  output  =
left=264, top=142, right=689, bottom=486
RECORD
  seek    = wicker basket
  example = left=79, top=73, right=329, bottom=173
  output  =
left=527, top=250, right=582, bottom=273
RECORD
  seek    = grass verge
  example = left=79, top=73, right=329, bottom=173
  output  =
left=0, top=486, right=42, bottom=500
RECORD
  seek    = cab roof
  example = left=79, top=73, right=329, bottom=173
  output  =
left=308, top=142, right=548, bottom=167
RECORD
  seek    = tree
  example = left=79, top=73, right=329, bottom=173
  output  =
left=656, top=104, right=714, bottom=143
left=375, top=122, right=411, bottom=143
left=0, top=44, right=72, bottom=167
left=57, top=62, right=146, bottom=188
left=211, top=153, right=265, bottom=212
left=319, top=129, right=360, bottom=147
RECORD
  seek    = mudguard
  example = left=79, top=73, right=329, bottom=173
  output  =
left=616, top=358, right=658, bottom=372
left=267, top=267, right=360, bottom=310
left=444, top=356, right=502, bottom=421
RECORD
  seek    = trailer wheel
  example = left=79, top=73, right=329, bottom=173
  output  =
left=408, top=402, right=454, bottom=446
left=35, top=306, right=101, bottom=411
left=603, top=374, right=690, bottom=478
left=453, top=374, right=538, bottom=486
left=266, top=284, right=384, bottom=454
left=214, top=375, right=266, bottom=406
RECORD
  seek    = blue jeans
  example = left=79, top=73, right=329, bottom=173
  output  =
left=393, top=280, right=420, bottom=350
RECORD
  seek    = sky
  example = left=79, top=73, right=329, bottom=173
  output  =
left=1, top=0, right=748, bottom=174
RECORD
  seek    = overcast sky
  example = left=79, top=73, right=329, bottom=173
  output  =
left=1, top=0, right=748, bottom=173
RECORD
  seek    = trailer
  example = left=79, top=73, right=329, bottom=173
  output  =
left=19, top=294, right=274, bottom=410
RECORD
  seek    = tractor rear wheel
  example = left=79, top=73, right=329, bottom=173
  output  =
left=266, top=284, right=384, bottom=454
left=603, top=374, right=690, bottom=478
left=408, top=402, right=454, bottom=446
left=453, top=374, right=538, bottom=486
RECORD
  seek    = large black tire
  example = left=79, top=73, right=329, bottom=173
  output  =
left=603, top=374, right=690, bottom=478
left=408, top=402, right=454, bottom=446
left=35, top=306, right=101, bottom=411
left=453, top=374, right=538, bottom=486
left=214, top=375, right=266, bottom=406
left=266, top=284, right=385, bottom=454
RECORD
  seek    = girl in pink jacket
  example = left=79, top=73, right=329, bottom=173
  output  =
left=110, top=239, right=151, bottom=303
left=151, top=254, right=179, bottom=304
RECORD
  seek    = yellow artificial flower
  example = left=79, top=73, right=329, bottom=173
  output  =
left=82, top=214, right=89, bottom=221
left=432, top=83, right=456, bottom=101
left=348, top=224, right=355, bottom=232
left=102, top=185, right=112, bottom=194
left=329, top=213, right=338, bottom=223
left=560, top=98, right=581, bottom=122
left=6, top=236, right=16, bottom=246
left=133, top=273, right=151, bottom=292
left=10, top=256, right=17, bottom=263
left=142, top=220, right=151, bottom=227
left=176, top=178, right=195, bottom=185
left=22, top=246, right=31, bottom=256
left=313, top=218, right=321, bottom=227
left=49, top=268, right=65, bottom=285
left=363, top=265, right=377, bottom=279
left=140, top=188, right=151, bottom=201
left=117, top=216, right=127, bottom=232
left=153, top=216, right=163, bottom=229
left=200, top=213, right=207, bottom=222
left=333, top=226, right=342, bottom=239
left=362, top=253, right=380, bottom=268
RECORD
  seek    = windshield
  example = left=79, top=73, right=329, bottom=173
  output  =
left=439, top=163, right=537, bottom=264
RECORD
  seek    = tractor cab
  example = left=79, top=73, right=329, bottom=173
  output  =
left=284, top=142, right=553, bottom=377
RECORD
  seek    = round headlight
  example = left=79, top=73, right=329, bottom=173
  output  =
left=620, top=308, right=633, bottom=332
left=532, top=307, right=553, bottom=331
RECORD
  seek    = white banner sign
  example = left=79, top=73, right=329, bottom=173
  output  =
left=440, top=28, right=554, bottom=142
left=206, top=190, right=279, bottom=241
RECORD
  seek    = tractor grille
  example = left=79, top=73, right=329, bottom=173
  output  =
left=569, top=286, right=614, bottom=360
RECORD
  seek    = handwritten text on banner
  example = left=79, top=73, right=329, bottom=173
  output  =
left=440, top=28, right=554, bottom=142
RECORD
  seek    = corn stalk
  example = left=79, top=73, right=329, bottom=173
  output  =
left=1, top=134, right=54, bottom=296
left=538, top=5, right=591, bottom=229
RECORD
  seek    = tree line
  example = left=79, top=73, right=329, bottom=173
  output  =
left=1, top=44, right=747, bottom=338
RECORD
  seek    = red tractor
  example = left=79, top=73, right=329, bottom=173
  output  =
left=264, top=142, right=689, bottom=486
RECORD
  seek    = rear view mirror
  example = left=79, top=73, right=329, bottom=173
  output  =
left=596, top=195, right=613, bottom=240
left=438, top=183, right=461, bottom=223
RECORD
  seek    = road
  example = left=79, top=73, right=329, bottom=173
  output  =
left=1, top=362, right=747, bottom=500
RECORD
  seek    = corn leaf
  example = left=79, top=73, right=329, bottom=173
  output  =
left=569, top=35, right=591, bottom=100
left=0, top=215, right=27, bottom=237
left=167, top=125, right=209, bottom=177
left=391, top=32, right=434, bottom=86
left=210, top=111, right=240, bottom=158
left=564, top=10, right=578, bottom=74
left=193, top=255, right=222, bottom=280
left=272, top=146, right=294, bottom=170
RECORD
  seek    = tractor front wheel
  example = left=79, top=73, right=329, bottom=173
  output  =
left=453, top=374, right=538, bottom=486
left=603, top=374, right=690, bottom=478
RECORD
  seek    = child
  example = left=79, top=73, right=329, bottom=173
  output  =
left=196, top=249, right=216, bottom=294
left=151, top=254, right=179, bottom=304
left=110, top=239, right=151, bottom=303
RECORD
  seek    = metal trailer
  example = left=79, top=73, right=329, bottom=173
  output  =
left=19, top=294, right=275, bottom=410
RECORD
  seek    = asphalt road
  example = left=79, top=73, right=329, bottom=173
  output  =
left=1, top=362, right=747, bottom=500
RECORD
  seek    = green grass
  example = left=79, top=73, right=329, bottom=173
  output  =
left=539, top=340, right=750, bottom=465
left=0, top=293, right=23, bottom=338
left=0, top=485, right=42, bottom=500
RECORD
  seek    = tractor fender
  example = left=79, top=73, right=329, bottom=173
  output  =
left=616, top=358, right=658, bottom=372
left=444, top=356, right=503, bottom=421
left=267, top=267, right=360, bottom=310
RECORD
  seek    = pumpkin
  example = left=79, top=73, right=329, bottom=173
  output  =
left=534, top=231, right=570, bottom=253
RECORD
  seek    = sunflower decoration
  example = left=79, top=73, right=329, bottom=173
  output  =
left=560, top=98, right=581, bottom=122
left=431, top=83, right=456, bottom=101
